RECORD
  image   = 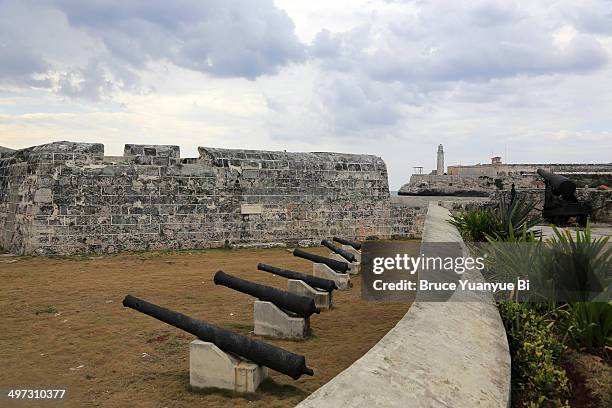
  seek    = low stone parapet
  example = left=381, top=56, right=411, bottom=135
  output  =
left=296, top=202, right=511, bottom=407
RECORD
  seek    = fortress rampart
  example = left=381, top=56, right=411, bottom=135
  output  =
left=0, top=141, right=424, bottom=255
left=400, top=171, right=612, bottom=199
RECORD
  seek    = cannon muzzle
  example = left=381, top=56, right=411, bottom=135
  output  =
left=293, top=248, right=349, bottom=273
left=332, top=237, right=362, bottom=250
left=321, top=239, right=357, bottom=263
left=257, top=263, right=336, bottom=292
left=537, top=169, right=576, bottom=198
left=122, top=295, right=314, bottom=379
left=213, top=271, right=320, bottom=318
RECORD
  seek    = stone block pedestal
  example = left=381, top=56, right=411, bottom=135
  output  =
left=287, top=279, right=332, bottom=310
left=253, top=300, right=310, bottom=339
left=313, top=263, right=351, bottom=290
left=340, top=245, right=361, bottom=263
left=189, top=340, right=268, bottom=393
left=328, top=253, right=361, bottom=275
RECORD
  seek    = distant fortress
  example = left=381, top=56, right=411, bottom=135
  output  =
left=398, top=145, right=612, bottom=223
left=401, top=144, right=612, bottom=196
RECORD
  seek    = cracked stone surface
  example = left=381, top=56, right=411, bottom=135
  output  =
left=1, top=141, right=426, bottom=255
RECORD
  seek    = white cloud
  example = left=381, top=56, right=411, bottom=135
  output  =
left=1, top=0, right=611, bottom=189
left=0, top=0, right=305, bottom=99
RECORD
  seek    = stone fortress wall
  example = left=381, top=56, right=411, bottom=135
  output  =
left=399, top=173, right=538, bottom=196
left=399, top=155, right=612, bottom=222
left=0, top=141, right=425, bottom=255
left=400, top=162, right=612, bottom=221
left=401, top=163, right=612, bottom=196
left=447, top=162, right=612, bottom=177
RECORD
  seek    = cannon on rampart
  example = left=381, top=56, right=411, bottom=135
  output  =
left=537, top=169, right=592, bottom=226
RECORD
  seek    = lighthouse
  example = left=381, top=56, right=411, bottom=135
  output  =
left=436, top=144, right=444, bottom=175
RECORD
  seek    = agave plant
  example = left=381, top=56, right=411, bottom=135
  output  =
left=480, top=223, right=543, bottom=301
left=449, top=194, right=541, bottom=242
left=543, top=223, right=612, bottom=302
left=486, top=221, right=612, bottom=351
left=449, top=208, right=499, bottom=242
left=564, top=301, right=612, bottom=352
left=491, top=195, right=542, bottom=240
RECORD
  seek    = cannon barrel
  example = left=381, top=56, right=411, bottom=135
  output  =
left=257, top=263, right=336, bottom=292
left=293, top=248, right=349, bottom=273
left=537, top=169, right=576, bottom=198
left=122, top=295, right=313, bottom=379
left=332, top=237, right=362, bottom=250
left=321, top=239, right=357, bottom=263
left=213, top=271, right=320, bottom=318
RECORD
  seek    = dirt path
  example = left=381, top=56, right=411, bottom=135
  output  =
left=0, top=246, right=412, bottom=408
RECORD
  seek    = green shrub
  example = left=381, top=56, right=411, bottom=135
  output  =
left=490, top=195, right=541, bottom=241
left=449, top=209, right=498, bottom=242
left=564, top=302, right=612, bottom=354
left=449, top=195, right=541, bottom=242
left=498, top=302, right=569, bottom=406
left=544, top=224, right=611, bottom=302
left=481, top=218, right=610, bottom=404
left=539, top=225, right=612, bottom=353
left=479, top=225, right=542, bottom=301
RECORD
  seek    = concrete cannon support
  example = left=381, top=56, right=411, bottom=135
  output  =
left=312, top=263, right=351, bottom=290
left=328, top=252, right=360, bottom=275
left=287, top=279, right=332, bottom=310
left=340, top=245, right=361, bottom=263
left=253, top=301, right=310, bottom=339
left=189, top=340, right=268, bottom=392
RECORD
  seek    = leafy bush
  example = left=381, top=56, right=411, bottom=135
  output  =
left=449, top=195, right=541, bottom=242
left=533, top=225, right=611, bottom=353
left=479, top=225, right=542, bottom=301
left=475, top=213, right=610, bottom=404
left=564, top=302, right=612, bottom=354
left=498, top=301, right=569, bottom=406
left=543, top=224, right=611, bottom=302
left=492, top=195, right=541, bottom=241
left=449, top=209, right=498, bottom=242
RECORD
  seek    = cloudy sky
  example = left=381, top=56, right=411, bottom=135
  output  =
left=1, top=0, right=611, bottom=188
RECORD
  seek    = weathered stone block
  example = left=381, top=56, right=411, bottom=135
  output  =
left=34, top=188, right=53, bottom=203
left=313, top=263, right=351, bottom=290
left=124, top=144, right=180, bottom=158
left=253, top=301, right=310, bottom=339
left=287, top=279, right=332, bottom=310
left=340, top=245, right=361, bottom=262
left=189, top=340, right=268, bottom=393
left=328, top=252, right=360, bottom=275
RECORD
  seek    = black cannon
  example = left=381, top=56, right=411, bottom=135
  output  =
left=321, top=240, right=357, bottom=263
left=257, top=263, right=336, bottom=292
left=332, top=237, right=362, bottom=251
left=122, top=295, right=313, bottom=379
left=537, top=169, right=592, bottom=226
left=213, top=271, right=320, bottom=318
left=293, top=248, right=349, bottom=273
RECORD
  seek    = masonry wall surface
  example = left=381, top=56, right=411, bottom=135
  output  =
left=0, top=141, right=418, bottom=255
